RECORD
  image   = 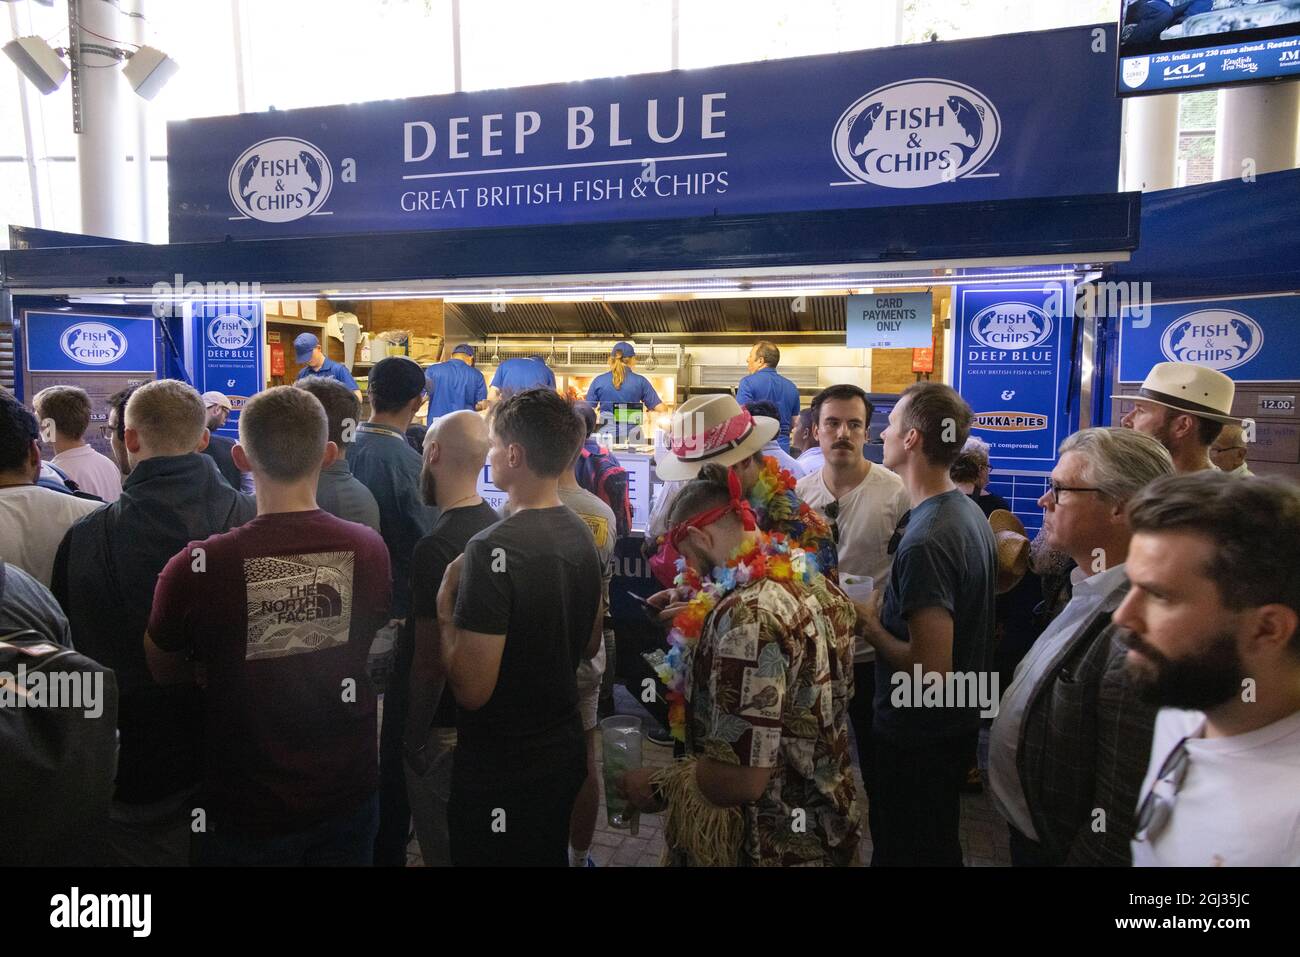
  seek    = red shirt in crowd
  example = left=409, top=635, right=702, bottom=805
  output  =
left=148, top=509, right=392, bottom=835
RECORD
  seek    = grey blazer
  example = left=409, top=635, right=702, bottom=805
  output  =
left=1015, top=577, right=1157, bottom=866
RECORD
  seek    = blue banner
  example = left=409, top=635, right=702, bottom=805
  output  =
left=954, top=284, right=1076, bottom=469
left=1120, top=34, right=1300, bottom=94
left=190, top=301, right=264, bottom=434
left=847, top=292, right=933, bottom=349
left=23, top=312, right=156, bottom=374
left=168, top=25, right=1120, bottom=242
left=1117, top=294, right=1300, bottom=383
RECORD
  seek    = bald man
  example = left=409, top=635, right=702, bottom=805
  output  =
left=1209, top=423, right=1254, bottom=477
left=403, top=411, right=499, bottom=866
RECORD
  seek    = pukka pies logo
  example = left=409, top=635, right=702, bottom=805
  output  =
left=1160, top=309, right=1263, bottom=372
left=969, top=302, right=1053, bottom=350
left=832, top=79, right=1000, bottom=188
left=206, top=313, right=258, bottom=351
left=60, top=323, right=127, bottom=366
left=229, top=137, right=333, bottom=223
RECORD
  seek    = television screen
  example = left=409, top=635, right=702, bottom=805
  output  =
left=1118, top=0, right=1300, bottom=94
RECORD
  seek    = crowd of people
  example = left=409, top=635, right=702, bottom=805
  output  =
left=1, top=348, right=1297, bottom=868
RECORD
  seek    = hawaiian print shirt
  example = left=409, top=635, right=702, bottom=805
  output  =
left=687, top=572, right=861, bottom=866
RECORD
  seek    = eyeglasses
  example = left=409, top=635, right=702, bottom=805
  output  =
left=824, top=500, right=840, bottom=545
left=887, top=509, right=912, bottom=555
left=1210, top=445, right=1245, bottom=454
left=1134, top=736, right=1191, bottom=844
left=1048, top=482, right=1104, bottom=506
left=98, top=425, right=117, bottom=442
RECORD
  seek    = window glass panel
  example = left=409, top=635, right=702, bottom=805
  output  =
left=460, top=0, right=671, bottom=91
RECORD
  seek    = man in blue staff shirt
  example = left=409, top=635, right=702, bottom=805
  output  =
left=295, top=332, right=360, bottom=399
left=736, top=340, right=800, bottom=451
left=488, top=355, right=555, bottom=401
left=424, top=344, right=488, bottom=424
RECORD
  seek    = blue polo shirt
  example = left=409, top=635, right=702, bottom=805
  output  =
left=490, top=357, right=555, bottom=395
left=296, top=356, right=359, bottom=391
left=585, top=371, right=662, bottom=414
left=736, top=366, right=800, bottom=450
left=424, top=359, right=488, bottom=422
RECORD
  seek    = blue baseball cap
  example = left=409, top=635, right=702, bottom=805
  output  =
left=294, top=333, right=320, bottom=362
left=611, top=341, right=636, bottom=358
left=452, top=344, right=475, bottom=357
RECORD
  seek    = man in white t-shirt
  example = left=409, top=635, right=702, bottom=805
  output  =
left=34, top=385, right=122, bottom=502
left=0, top=392, right=104, bottom=586
left=796, top=384, right=909, bottom=794
left=1117, top=472, right=1300, bottom=867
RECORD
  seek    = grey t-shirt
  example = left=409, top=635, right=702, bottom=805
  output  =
left=873, top=488, right=997, bottom=742
left=0, top=560, right=73, bottom=647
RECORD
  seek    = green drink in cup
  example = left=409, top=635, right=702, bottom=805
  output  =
left=600, top=715, right=643, bottom=830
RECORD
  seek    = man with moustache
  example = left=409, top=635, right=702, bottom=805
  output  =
left=403, top=411, right=497, bottom=866
left=988, top=428, right=1173, bottom=866
left=1118, top=473, right=1300, bottom=866
left=796, top=384, right=909, bottom=794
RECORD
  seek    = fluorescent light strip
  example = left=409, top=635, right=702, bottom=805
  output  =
left=108, top=267, right=1079, bottom=305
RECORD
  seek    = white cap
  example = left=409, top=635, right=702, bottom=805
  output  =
left=201, top=391, right=233, bottom=411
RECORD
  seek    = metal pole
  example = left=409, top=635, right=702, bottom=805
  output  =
left=128, top=0, right=149, bottom=241
left=74, top=0, right=133, bottom=238
left=451, top=0, right=462, bottom=93
left=8, top=2, right=43, bottom=228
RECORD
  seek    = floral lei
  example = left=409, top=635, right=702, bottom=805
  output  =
left=653, top=531, right=819, bottom=743
left=749, top=457, right=836, bottom=573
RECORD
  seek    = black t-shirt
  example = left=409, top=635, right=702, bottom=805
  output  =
left=874, top=489, right=997, bottom=742
left=452, top=506, right=602, bottom=786
left=971, top=491, right=1011, bottom=517
left=408, top=501, right=500, bottom=728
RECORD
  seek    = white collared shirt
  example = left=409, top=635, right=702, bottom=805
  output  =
left=988, top=562, right=1129, bottom=839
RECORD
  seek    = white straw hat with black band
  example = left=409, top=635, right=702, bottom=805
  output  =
left=1112, top=361, right=1239, bottom=425
left=656, top=394, right=779, bottom=481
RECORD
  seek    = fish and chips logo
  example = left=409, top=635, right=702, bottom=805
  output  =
left=973, top=412, right=1048, bottom=432
left=60, top=322, right=127, bottom=366
left=228, top=137, right=332, bottom=223
left=832, top=79, right=1000, bottom=188
left=207, top=313, right=258, bottom=351
left=1160, top=309, right=1263, bottom=372
left=970, top=302, right=1054, bottom=350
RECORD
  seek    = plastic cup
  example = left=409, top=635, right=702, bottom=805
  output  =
left=600, top=715, right=643, bottom=830
left=840, top=575, right=875, bottom=603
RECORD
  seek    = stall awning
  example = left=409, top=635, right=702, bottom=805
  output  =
left=1106, top=167, right=1300, bottom=300
left=1, top=191, right=1138, bottom=295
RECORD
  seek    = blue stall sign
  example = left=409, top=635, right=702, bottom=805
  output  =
left=847, top=292, right=933, bottom=349
left=190, top=301, right=264, bottom=436
left=24, top=312, right=156, bottom=374
left=954, top=284, right=1075, bottom=468
left=168, top=24, right=1120, bottom=242
left=1117, top=295, right=1300, bottom=384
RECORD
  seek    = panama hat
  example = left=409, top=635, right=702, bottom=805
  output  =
left=1112, top=362, right=1238, bottom=424
left=655, top=394, right=779, bottom=481
left=988, top=509, right=1030, bottom=595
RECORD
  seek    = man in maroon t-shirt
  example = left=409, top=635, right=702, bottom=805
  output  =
left=145, top=385, right=391, bottom=865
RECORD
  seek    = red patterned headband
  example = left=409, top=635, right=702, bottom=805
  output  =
left=669, top=409, right=755, bottom=462
left=668, top=468, right=757, bottom=548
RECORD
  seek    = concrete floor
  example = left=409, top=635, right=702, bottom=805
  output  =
left=403, top=684, right=1013, bottom=867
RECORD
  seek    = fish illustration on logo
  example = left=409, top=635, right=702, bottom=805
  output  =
left=236, top=154, right=260, bottom=204
left=946, top=95, right=984, bottom=167
left=847, top=102, right=885, bottom=172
